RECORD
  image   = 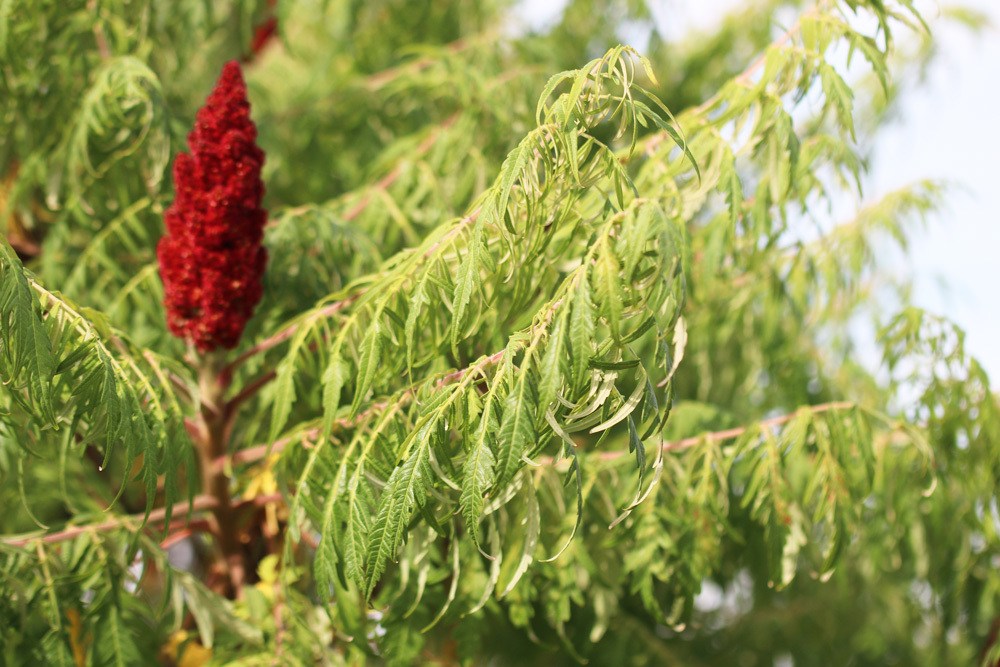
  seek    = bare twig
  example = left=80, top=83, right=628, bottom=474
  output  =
left=221, top=206, right=480, bottom=388
left=218, top=345, right=507, bottom=472
left=1, top=495, right=218, bottom=548
left=223, top=295, right=359, bottom=374
left=87, top=0, right=112, bottom=60
left=592, top=400, right=855, bottom=462
left=7, top=402, right=857, bottom=551
left=644, top=16, right=807, bottom=155
left=1, top=493, right=285, bottom=550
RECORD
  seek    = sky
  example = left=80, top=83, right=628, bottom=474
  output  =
left=866, top=0, right=1000, bottom=380
left=517, top=0, right=1000, bottom=380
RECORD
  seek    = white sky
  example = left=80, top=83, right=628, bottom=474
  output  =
left=517, top=0, right=1000, bottom=380
left=867, top=0, right=1000, bottom=381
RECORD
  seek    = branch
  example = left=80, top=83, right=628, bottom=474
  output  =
left=159, top=518, right=214, bottom=549
left=223, top=205, right=481, bottom=390
left=1, top=492, right=286, bottom=549
left=1, top=495, right=218, bottom=548
left=363, top=33, right=491, bottom=91
left=224, top=366, right=277, bottom=415
left=87, top=0, right=111, bottom=60
left=590, top=400, right=856, bottom=462
left=223, top=294, right=359, bottom=374
left=212, top=403, right=858, bottom=529
left=644, top=15, right=807, bottom=155
left=270, top=113, right=459, bottom=227
left=341, top=113, right=459, bottom=222
left=217, top=346, right=508, bottom=472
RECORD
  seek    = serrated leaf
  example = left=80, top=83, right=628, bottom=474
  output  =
left=342, top=480, right=370, bottom=589
left=173, top=570, right=262, bottom=647
left=497, top=478, right=540, bottom=598
left=460, top=417, right=497, bottom=547
left=467, top=518, right=502, bottom=614
left=667, top=316, right=687, bottom=383
left=819, top=62, right=855, bottom=139
left=537, top=315, right=565, bottom=413
left=594, top=242, right=622, bottom=338
left=495, top=376, right=537, bottom=490
left=268, top=322, right=314, bottom=444
left=404, top=271, right=431, bottom=375
left=590, top=376, right=646, bottom=434
left=364, top=423, right=433, bottom=594
left=351, top=317, right=384, bottom=416
left=495, top=130, right=541, bottom=223
left=321, top=343, right=346, bottom=440
left=569, top=281, right=595, bottom=383
left=451, top=225, right=482, bottom=353
left=0, top=239, right=55, bottom=420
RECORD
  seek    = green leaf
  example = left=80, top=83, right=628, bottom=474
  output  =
left=321, top=343, right=346, bottom=440
left=589, top=376, right=646, bottom=434
left=351, top=317, right=384, bottom=416
left=495, top=375, right=537, bottom=490
left=846, top=31, right=889, bottom=93
left=0, top=239, right=55, bottom=421
left=342, top=478, right=371, bottom=589
left=460, top=410, right=497, bottom=547
left=364, top=422, right=434, bottom=595
left=269, top=324, right=312, bottom=444
left=451, top=224, right=483, bottom=354
left=819, top=62, right=855, bottom=139
left=537, top=314, right=565, bottom=413
left=497, top=478, right=540, bottom=598
left=594, top=241, right=622, bottom=338
left=404, top=271, right=431, bottom=375
left=569, top=281, right=596, bottom=384
left=494, top=131, right=539, bottom=225
left=173, top=570, right=262, bottom=647
left=94, top=607, right=140, bottom=667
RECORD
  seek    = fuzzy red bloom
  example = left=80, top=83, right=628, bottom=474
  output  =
left=244, top=0, right=278, bottom=62
left=157, top=61, right=268, bottom=352
left=247, top=17, right=278, bottom=59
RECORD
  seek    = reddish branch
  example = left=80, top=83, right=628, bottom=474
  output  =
left=363, top=35, right=484, bottom=91
left=220, top=206, right=481, bottom=413
left=219, top=333, right=851, bottom=473
left=2, top=496, right=215, bottom=548
left=223, top=295, right=359, bottom=375
left=645, top=17, right=806, bottom=155
left=214, top=347, right=508, bottom=473
left=223, top=114, right=461, bottom=381
left=340, top=113, right=460, bottom=222
left=1, top=493, right=283, bottom=549
left=2, top=401, right=855, bottom=551
left=592, top=400, right=855, bottom=462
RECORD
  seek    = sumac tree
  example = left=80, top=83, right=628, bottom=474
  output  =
left=0, top=0, right=997, bottom=665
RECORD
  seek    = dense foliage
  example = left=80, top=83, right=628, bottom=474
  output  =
left=1, top=0, right=997, bottom=665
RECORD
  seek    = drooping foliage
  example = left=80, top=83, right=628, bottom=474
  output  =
left=1, top=0, right=998, bottom=665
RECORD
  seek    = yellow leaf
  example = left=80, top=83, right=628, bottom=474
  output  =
left=162, top=630, right=212, bottom=667
left=65, top=608, right=90, bottom=667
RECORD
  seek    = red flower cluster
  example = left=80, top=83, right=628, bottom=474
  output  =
left=157, top=61, right=268, bottom=352
left=247, top=17, right=278, bottom=60
left=244, top=0, right=278, bottom=62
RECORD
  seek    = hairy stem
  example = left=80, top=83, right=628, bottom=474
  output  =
left=196, top=354, right=246, bottom=598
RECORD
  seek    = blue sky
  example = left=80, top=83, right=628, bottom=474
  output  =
left=866, top=0, right=1000, bottom=380
left=518, top=0, right=1000, bottom=380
